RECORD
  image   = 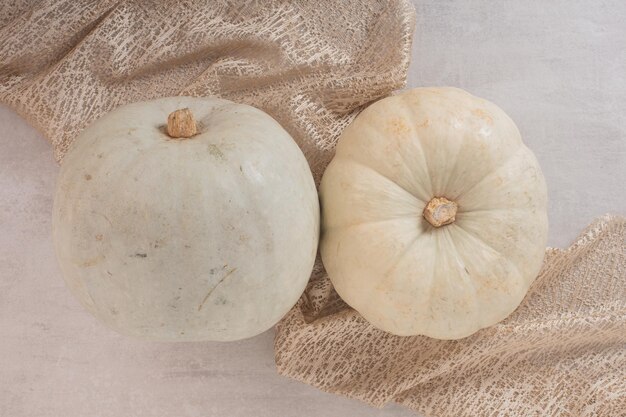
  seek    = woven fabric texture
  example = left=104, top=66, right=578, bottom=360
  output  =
left=275, top=215, right=626, bottom=416
left=0, top=0, right=414, bottom=182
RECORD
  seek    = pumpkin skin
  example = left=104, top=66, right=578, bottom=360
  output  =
left=320, top=87, right=548, bottom=339
left=53, top=97, right=319, bottom=341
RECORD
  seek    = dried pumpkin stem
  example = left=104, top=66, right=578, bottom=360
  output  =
left=423, top=197, right=458, bottom=227
left=167, top=108, right=197, bottom=139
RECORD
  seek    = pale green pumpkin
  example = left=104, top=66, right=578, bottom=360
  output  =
left=53, top=97, right=319, bottom=341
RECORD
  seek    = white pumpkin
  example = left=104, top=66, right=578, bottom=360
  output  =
left=53, top=97, right=319, bottom=341
left=320, top=87, right=548, bottom=339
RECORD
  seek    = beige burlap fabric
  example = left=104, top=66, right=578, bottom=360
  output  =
left=0, top=0, right=414, bottom=182
left=276, top=215, right=626, bottom=416
left=1, top=1, right=624, bottom=416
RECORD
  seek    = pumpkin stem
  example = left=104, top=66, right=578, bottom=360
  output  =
left=423, top=197, right=458, bottom=227
left=167, top=108, right=197, bottom=138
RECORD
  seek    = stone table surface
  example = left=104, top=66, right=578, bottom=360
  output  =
left=1, top=1, right=625, bottom=416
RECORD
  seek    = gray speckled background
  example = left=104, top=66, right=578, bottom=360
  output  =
left=1, top=1, right=625, bottom=416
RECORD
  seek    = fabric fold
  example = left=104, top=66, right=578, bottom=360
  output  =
left=275, top=215, right=626, bottom=416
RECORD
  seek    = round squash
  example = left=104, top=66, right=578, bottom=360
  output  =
left=53, top=97, right=319, bottom=341
left=320, top=87, right=548, bottom=339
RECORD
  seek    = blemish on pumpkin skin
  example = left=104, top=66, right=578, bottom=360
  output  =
left=198, top=267, right=237, bottom=311
left=84, top=174, right=92, bottom=180
left=209, top=265, right=228, bottom=275
left=79, top=255, right=104, bottom=267
left=387, top=117, right=411, bottom=135
left=207, top=144, right=225, bottom=160
left=471, top=108, right=493, bottom=125
left=152, top=238, right=166, bottom=248
left=95, top=234, right=103, bottom=241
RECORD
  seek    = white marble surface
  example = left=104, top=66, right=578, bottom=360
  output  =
left=1, top=1, right=625, bottom=416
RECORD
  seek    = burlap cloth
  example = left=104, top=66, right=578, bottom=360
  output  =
left=1, top=1, right=624, bottom=416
